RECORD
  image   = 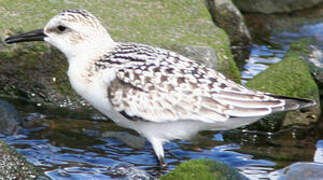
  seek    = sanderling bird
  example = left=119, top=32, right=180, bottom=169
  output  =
left=5, top=9, right=315, bottom=166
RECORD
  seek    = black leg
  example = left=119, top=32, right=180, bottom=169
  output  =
left=158, top=156, right=167, bottom=167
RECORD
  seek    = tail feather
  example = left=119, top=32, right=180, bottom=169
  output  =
left=266, top=94, right=316, bottom=112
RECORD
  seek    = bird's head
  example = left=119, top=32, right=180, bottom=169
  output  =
left=5, top=9, right=115, bottom=59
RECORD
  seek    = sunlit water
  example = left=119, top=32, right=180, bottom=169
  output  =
left=0, top=118, right=279, bottom=180
left=1, top=23, right=323, bottom=180
left=2, top=113, right=322, bottom=180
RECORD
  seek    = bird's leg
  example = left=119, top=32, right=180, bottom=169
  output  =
left=158, top=156, right=166, bottom=168
left=150, top=138, right=167, bottom=167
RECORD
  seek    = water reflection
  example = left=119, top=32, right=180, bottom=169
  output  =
left=2, top=114, right=322, bottom=180
left=0, top=119, right=277, bottom=180
left=241, top=44, right=286, bottom=84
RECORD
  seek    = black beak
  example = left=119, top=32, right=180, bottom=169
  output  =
left=5, top=29, right=46, bottom=44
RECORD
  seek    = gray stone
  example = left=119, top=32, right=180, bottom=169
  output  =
left=280, top=162, right=323, bottom=180
left=0, top=140, right=49, bottom=180
left=206, top=0, right=252, bottom=46
left=205, top=0, right=252, bottom=62
left=107, top=164, right=153, bottom=180
left=166, top=45, right=218, bottom=69
left=233, top=0, right=323, bottom=14
left=0, top=100, right=20, bottom=135
left=166, top=45, right=240, bottom=83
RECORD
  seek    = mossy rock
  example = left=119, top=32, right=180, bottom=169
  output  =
left=246, top=38, right=320, bottom=130
left=159, top=159, right=246, bottom=180
left=0, top=0, right=240, bottom=109
left=0, top=140, right=48, bottom=179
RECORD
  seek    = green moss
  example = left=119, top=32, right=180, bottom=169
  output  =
left=0, top=43, right=75, bottom=107
left=245, top=38, right=320, bottom=129
left=160, top=159, right=245, bottom=180
left=246, top=39, right=318, bottom=99
left=216, top=47, right=241, bottom=83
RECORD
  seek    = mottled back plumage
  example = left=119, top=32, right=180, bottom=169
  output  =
left=97, top=42, right=291, bottom=123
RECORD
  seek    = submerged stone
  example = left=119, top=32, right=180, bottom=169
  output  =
left=101, top=131, right=145, bottom=150
left=0, top=99, right=20, bottom=135
left=107, top=163, right=153, bottom=180
left=277, top=162, right=323, bottom=180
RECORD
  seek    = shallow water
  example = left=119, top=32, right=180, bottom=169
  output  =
left=1, top=108, right=322, bottom=180
left=2, top=23, right=323, bottom=180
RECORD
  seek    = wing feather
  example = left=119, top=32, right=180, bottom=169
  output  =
left=108, top=65, right=286, bottom=123
left=104, top=42, right=293, bottom=124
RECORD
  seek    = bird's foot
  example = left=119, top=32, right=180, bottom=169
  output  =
left=158, top=156, right=167, bottom=168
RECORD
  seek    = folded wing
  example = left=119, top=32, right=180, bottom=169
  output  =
left=105, top=42, right=315, bottom=124
left=107, top=63, right=306, bottom=123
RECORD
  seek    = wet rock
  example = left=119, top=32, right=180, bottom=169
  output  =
left=0, top=0, right=239, bottom=108
left=205, top=0, right=252, bottom=62
left=107, top=163, right=153, bottom=180
left=168, top=45, right=219, bottom=69
left=233, top=0, right=323, bottom=14
left=160, top=159, right=246, bottom=180
left=277, top=162, right=323, bottom=180
left=0, top=140, right=49, bottom=180
left=0, top=45, right=88, bottom=109
left=0, top=100, right=20, bottom=135
left=246, top=39, right=320, bottom=130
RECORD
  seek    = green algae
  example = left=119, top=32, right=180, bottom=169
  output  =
left=246, top=38, right=320, bottom=129
left=159, top=159, right=245, bottom=180
left=246, top=39, right=318, bottom=99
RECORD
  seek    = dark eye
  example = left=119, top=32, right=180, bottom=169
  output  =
left=57, top=25, right=66, bottom=32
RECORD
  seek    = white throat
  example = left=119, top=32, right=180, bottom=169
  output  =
left=47, top=35, right=117, bottom=65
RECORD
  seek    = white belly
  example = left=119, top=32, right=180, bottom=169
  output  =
left=67, top=68, right=130, bottom=126
left=67, top=70, right=205, bottom=140
left=66, top=66, right=260, bottom=144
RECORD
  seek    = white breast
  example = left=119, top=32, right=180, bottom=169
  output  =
left=67, top=61, right=130, bottom=127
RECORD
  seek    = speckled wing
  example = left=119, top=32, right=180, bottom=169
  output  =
left=106, top=45, right=287, bottom=123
